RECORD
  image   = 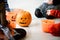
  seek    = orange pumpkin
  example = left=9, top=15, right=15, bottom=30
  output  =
left=41, top=19, right=55, bottom=33
left=16, top=10, right=32, bottom=27
left=6, top=11, right=16, bottom=28
left=6, top=11, right=17, bottom=35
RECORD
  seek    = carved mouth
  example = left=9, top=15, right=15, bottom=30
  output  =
left=11, top=20, right=15, bottom=21
left=19, top=22, right=26, bottom=24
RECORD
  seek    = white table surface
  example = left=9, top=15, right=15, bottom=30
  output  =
left=16, top=18, right=60, bottom=40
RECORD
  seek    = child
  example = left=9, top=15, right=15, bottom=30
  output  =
left=46, top=0, right=60, bottom=18
left=35, top=0, right=60, bottom=18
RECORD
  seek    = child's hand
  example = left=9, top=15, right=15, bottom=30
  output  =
left=46, top=10, right=51, bottom=15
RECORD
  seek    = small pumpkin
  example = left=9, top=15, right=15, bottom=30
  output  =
left=6, top=11, right=17, bottom=35
left=6, top=11, right=16, bottom=28
left=41, top=19, right=55, bottom=33
left=16, top=10, right=32, bottom=27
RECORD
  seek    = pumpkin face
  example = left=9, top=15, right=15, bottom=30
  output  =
left=6, top=11, right=17, bottom=35
left=6, top=11, right=16, bottom=22
left=16, top=11, right=32, bottom=27
left=6, top=11, right=16, bottom=28
left=6, top=9, right=25, bottom=28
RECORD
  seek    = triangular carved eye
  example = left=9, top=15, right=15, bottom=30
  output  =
left=21, top=18, right=23, bottom=20
left=11, top=16, right=16, bottom=19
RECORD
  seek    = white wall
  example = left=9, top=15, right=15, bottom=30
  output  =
left=8, top=0, right=45, bottom=19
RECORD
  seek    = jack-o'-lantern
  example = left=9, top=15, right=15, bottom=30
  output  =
left=6, top=11, right=17, bottom=35
left=6, top=11, right=16, bottom=28
left=6, top=9, right=24, bottom=28
left=16, top=10, right=32, bottom=27
left=41, top=19, right=55, bottom=33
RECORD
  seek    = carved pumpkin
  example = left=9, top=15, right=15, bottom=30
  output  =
left=6, top=11, right=17, bottom=35
left=6, top=11, right=16, bottom=28
left=41, top=19, right=55, bottom=33
left=16, top=10, right=32, bottom=27
left=6, top=9, right=24, bottom=28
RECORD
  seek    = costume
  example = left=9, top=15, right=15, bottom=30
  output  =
left=35, top=0, right=60, bottom=18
